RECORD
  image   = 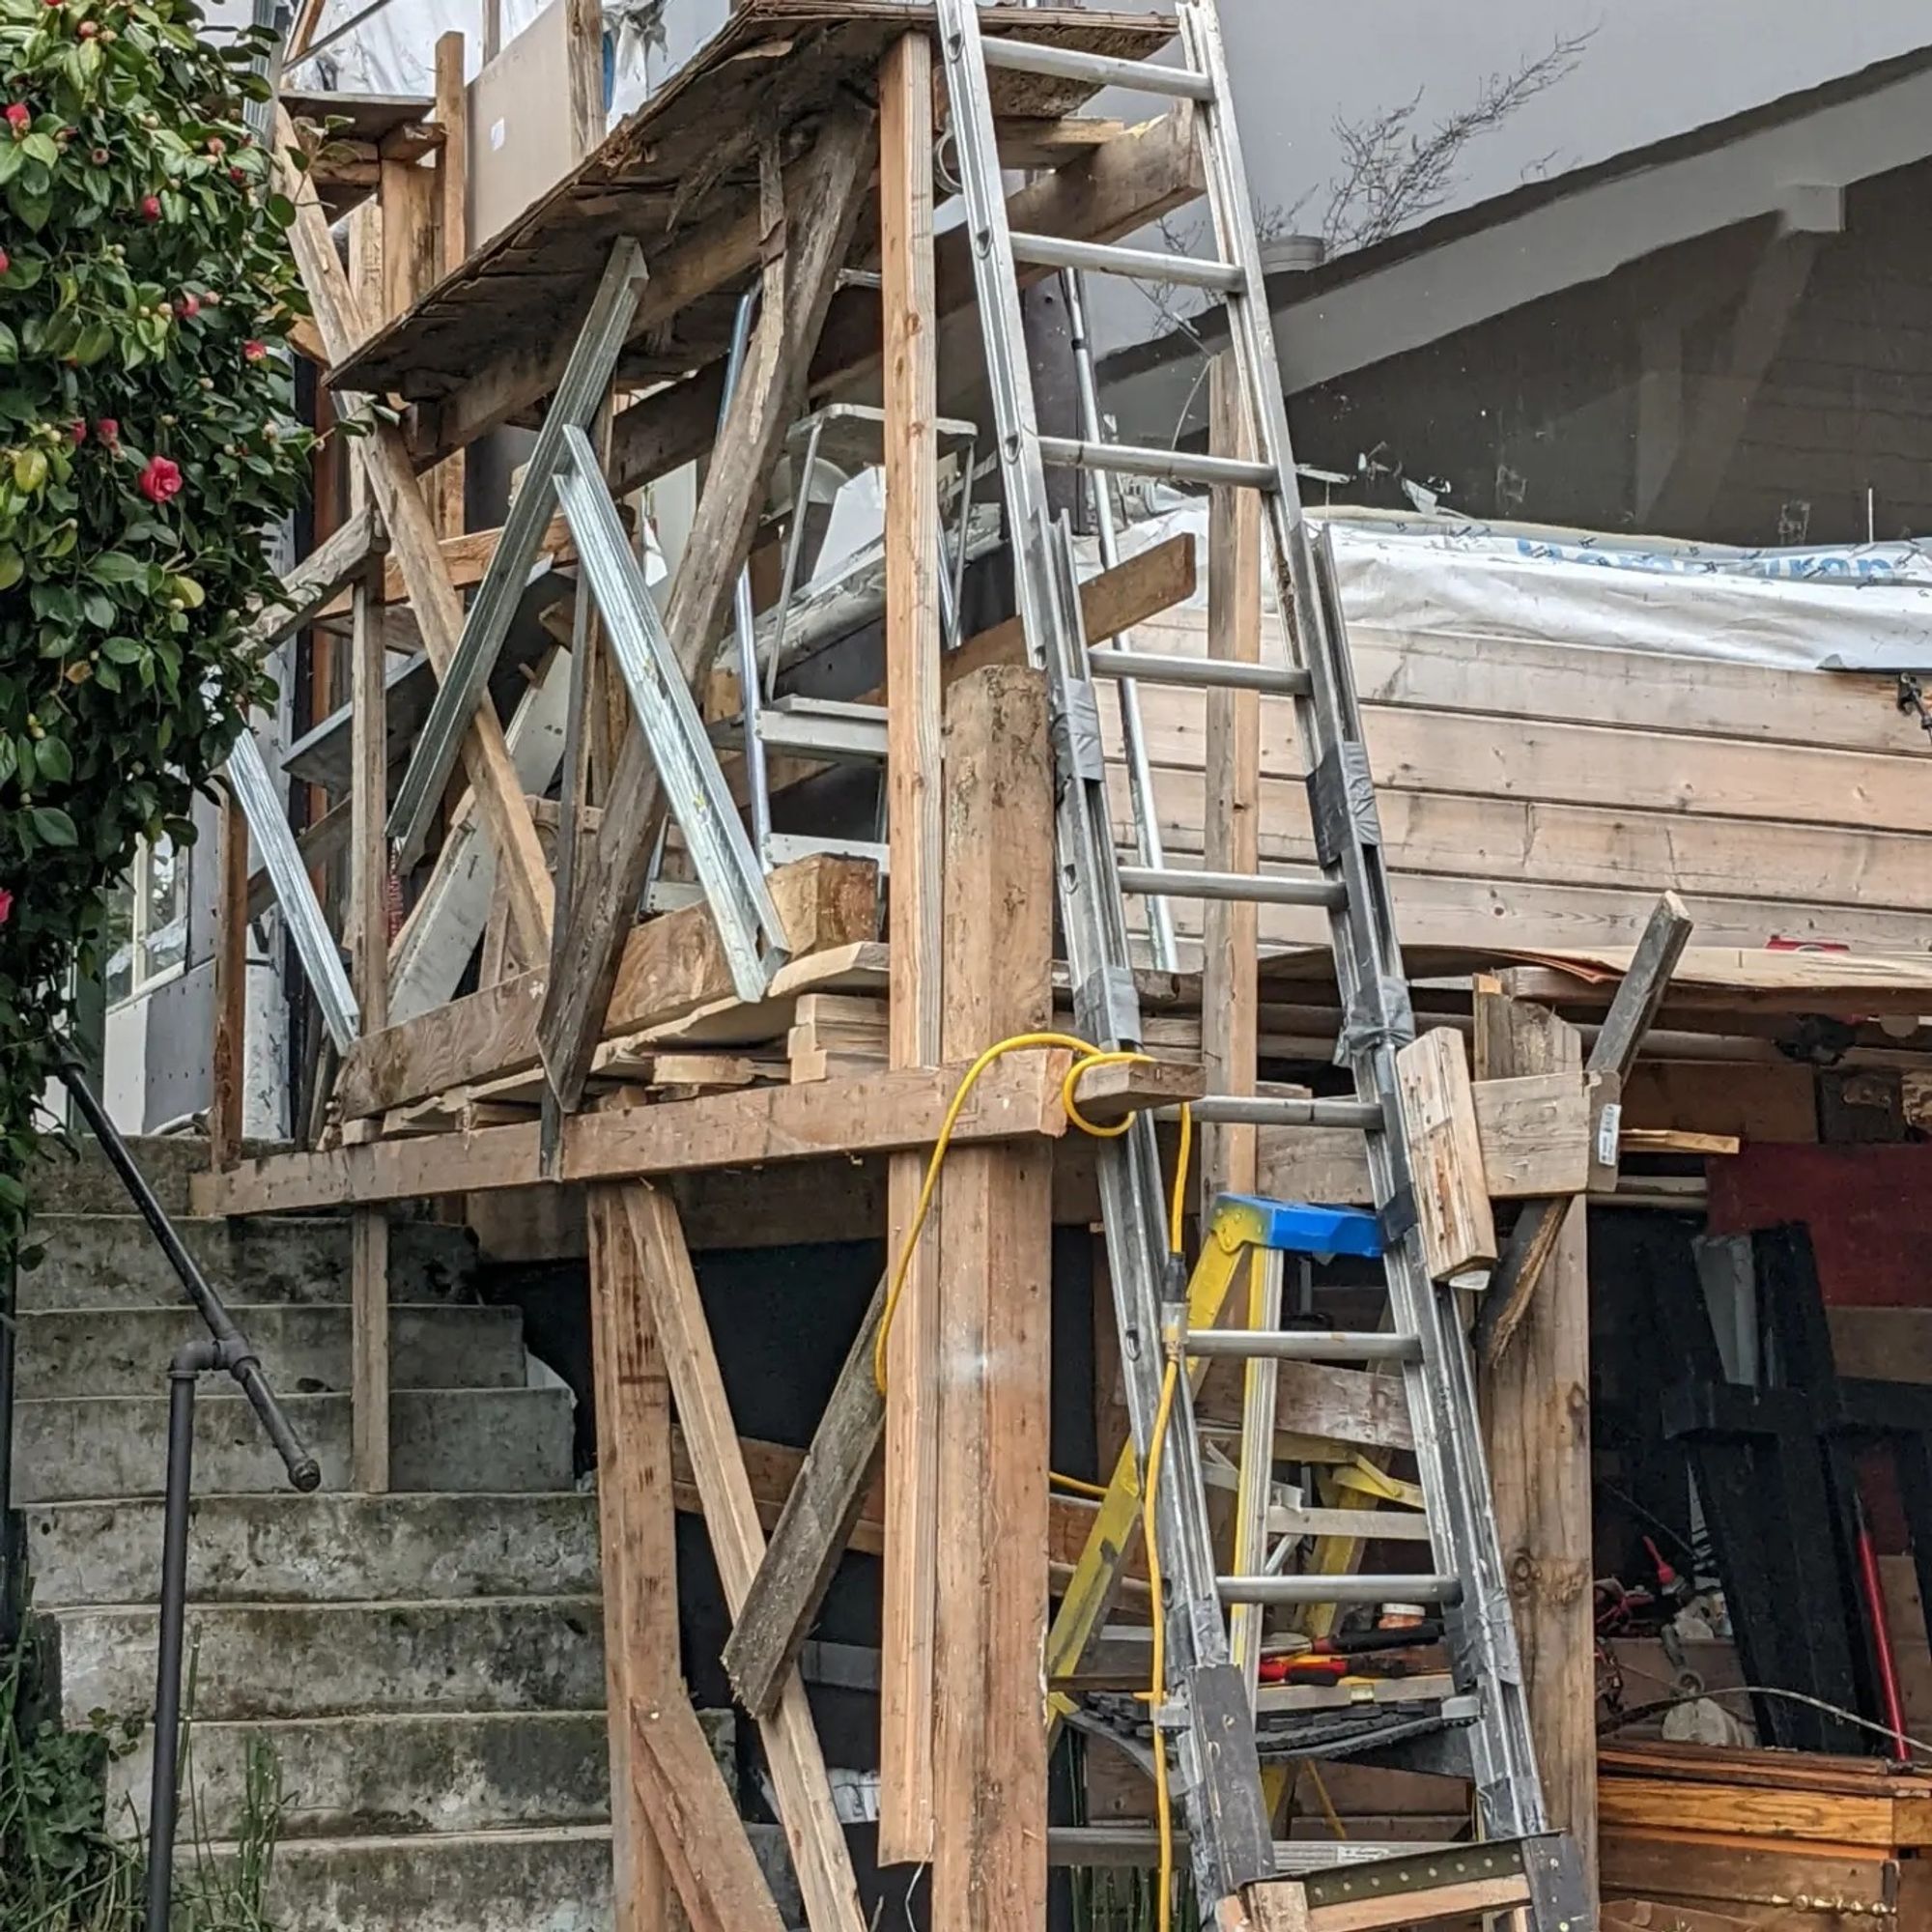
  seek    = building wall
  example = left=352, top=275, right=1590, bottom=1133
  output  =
left=1278, top=156, right=1932, bottom=545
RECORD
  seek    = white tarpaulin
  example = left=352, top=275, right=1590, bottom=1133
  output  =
left=288, top=0, right=719, bottom=119
left=1091, top=501, right=1932, bottom=673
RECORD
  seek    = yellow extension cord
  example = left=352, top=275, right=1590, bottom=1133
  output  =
left=871, top=1032, right=1194, bottom=1932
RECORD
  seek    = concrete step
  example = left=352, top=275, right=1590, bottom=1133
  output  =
left=109, top=1709, right=614, bottom=1840
left=13, top=1386, right=576, bottom=1502
left=28, top=1135, right=267, bottom=1215
left=20, top=1214, right=477, bottom=1311
left=25, top=1491, right=601, bottom=1608
left=208, top=1821, right=801, bottom=1932
left=204, top=1825, right=616, bottom=1932
left=43, top=1595, right=606, bottom=1724
left=15, top=1302, right=526, bottom=1397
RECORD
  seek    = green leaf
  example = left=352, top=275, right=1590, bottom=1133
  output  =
left=266, top=191, right=296, bottom=228
left=80, top=590, right=114, bottom=630
left=99, top=636, right=144, bottom=664
left=30, top=807, right=77, bottom=848
left=0, top=547, right=20, bottom=591
left=88, top=553, right=146, bottom=584
left=13, top=446, right=48, bottom=491
left=0, top=321, right=16, bottom=367
left=34, top=736, right=71, bottom=783
left=19, top=133, right=58, bottom=168
left=0, top=145, right=22, bottom=188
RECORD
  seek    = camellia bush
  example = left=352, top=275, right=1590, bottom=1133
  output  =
left=0, top=0, right=311, bottom=1248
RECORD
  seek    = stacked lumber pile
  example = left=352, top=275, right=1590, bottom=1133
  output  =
left=1600, top=1739, right=1932, bottom=1926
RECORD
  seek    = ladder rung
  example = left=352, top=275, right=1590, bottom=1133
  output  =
left=1186, top=1094, right=1383, bottom=1130
left=1010, top=231, right=1244, bottom=294
left=980, top=36, right=1215, bottom=102
left=1038, top=437, right=1276, bottom=492
left=1184, top=1330, right=1421, bottom=1363
left=1089, top=650, right=1312, bottom=698
left=1218, top=1574, right=1463, bottom=1607
left=1118, top=865, right=1343, bottom=910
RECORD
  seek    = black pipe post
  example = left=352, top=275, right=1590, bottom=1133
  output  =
left=0, top=1245, right=17, bottom=1649
left=146, top=1335, right=225, bottom=1932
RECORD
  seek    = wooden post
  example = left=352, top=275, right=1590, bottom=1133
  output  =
left=930, top=666, right=1054, bottom=1932
left=587, top=1179, right=673, bottom=1932
left=622, top=1185, right=867, bottom=1932
left=1201, top=353, right=1260, bottom=1208
left=210, top=783, right=249, bottom=1174
left=1473, top=978, right=1596, bottom=1897
left=349, top=563, right=390, bottom=1492
left=876, top=28, right=945, bottom=1866
left=564, top=0, right=604, bottom=161
left=431, top=32, right=469, bottom=539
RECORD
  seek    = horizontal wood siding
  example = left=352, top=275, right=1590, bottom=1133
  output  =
left=1108, top=611, right=1932, bottom=957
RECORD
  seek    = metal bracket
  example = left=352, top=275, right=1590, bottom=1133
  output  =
left=386, top=237, right=650, bottom=867
left=1306, top=741, right=1381, bottom=869
left=1051, top=677, right=1107, bottom=784
left=551, top=425, right=790, bottom=1004
left=223, top=728, right=358, bottom=1053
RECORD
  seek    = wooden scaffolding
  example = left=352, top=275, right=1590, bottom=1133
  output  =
left=193, top=5, right=1791, bottom=1923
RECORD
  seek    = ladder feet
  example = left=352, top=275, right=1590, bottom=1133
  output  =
left=1242, top=1834, right=1593, bottom=1931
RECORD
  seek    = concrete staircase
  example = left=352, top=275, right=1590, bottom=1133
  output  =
left=11, top=1141, right=629, bottom=1931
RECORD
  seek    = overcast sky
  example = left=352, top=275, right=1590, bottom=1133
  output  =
left=1219, top=0, right=1932, bottom=237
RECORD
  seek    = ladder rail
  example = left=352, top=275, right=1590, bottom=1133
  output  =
left=1177, top=0, right=1548, bottom=1839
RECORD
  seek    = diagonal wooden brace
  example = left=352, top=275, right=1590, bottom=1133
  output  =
left=536, top=100, right=878, bottom=1115
left=274, top=107, right=554, bottom=962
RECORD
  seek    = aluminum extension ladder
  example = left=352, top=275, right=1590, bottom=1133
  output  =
left=934, top=3, right=1593, bottom=1925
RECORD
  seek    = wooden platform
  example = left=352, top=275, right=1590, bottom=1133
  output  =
left=328, top=1, right=1174, bottom=409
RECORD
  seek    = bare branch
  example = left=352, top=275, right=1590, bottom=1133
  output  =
left=1321, top=28, right=1596, bottom=254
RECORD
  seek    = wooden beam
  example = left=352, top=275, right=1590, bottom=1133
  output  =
left=191, top=1053, right=1067, bottom=1216
left=1474, top=980, right=1596, bottom=1897
left=1200, top=354, right=1260, bottom=1206
left=564, top=0, right=604, bottom=159
left=723, top=1271, right=886, bottom=1719
left=586, top=1183, right=675, bottom=1932
left=622, top=1184, right=867, bottom=1932
left=1064, top=1057, right=1207, bottom=1126
left=210, top=783, right=249, bottom=1174
left=930, top=667, right=1054, bottom=1921
left=315, top=517, right=574, bottom=618
left=275, top=107, right=554, bottom=963
left=1394, top=1028, right=1497, bottom=1283
left=432, top=29, right=470, bottom=540
left=245, top=505, right=384, bottom=653
left=537, top=101, right=877, bottom=1117
left=597, top=107, right=1202, bottom=500
left=1480, top=892, right=1691, bottom=1358
left=337, top=853, right=877, bottom=1121
left=350, top=564, right=390, bottom=1493
left=877, top=30, right=947, bottom=1867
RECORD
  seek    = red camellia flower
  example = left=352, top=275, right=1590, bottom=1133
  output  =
left=70, top=420, right=85, bottom=445
left=139, top=194, right=160, bottom=221
left=242, top=339, right=267, bottom=362
left=137, top=454, right=182, bottom=505
left=5, top=103, right=30, bottom=134
left=96, top=417, right=118, bottom=444
left=177, top=293, right=199, bottom=319
left=0, top=248, right=10, bottom=275
left=0, top=888, right=14, bottom=927
left=227, top=167, right=244, bottom=185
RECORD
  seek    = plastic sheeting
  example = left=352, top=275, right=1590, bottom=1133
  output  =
left=1087, top=502, right=1932, bottom=673
left=288, top=0, right=720, bottom=120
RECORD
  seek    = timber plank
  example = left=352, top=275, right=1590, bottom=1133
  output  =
left=334, top=854, right=877, bottom=1121
left=622, top=1184, right=867, bottom=1932
left=190, top=1054, right=1066, bottom=1216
